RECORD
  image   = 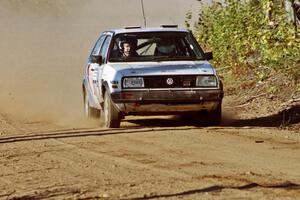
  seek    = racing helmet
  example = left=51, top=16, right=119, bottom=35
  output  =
left=156, top=38, right=175, bottom=55
left=119, top=38, right=131, bottom=51
left=118, top=37, right=137, bottom=51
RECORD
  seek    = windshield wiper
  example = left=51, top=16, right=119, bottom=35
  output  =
left=109, top=57, right=137, bottom=62
left=151, top=55, right=196, bottom=62
left=150, top=55, right=174, bottom=62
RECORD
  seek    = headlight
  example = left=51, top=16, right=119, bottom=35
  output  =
left=196, top=76, right=217, bottom=87
left=123, top=77, right=144, bottom=88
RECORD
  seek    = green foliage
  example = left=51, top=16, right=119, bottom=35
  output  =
left=187, top=0, right=300, bottom=81
left=185, top=10, right=193, bottom=29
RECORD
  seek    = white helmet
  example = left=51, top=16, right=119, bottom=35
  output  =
left=156, top=39, right=175, bottom=55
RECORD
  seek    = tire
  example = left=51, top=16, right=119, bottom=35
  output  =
left=102, top=91, right=121, bottom=128
left=207, top=103, right=222, bottom=126
left=83, top=90, right=100, bottom=119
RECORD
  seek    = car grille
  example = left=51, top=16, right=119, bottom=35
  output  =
left=143, top=75, right=197, bottom=88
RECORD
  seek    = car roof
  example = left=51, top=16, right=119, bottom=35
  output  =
left=108, top=27, right=189, bottom=34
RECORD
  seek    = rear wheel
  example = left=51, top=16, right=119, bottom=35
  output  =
left=102, top=91, right=121, bottom=128
left=83, top=90, right=100, bottom=118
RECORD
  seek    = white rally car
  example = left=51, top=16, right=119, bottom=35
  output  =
left=82, top=26, right=224, bottom=128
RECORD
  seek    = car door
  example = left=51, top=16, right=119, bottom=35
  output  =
left=97, top=34, right=112, bottom=103
left=87, top=34, right=106, bottom=102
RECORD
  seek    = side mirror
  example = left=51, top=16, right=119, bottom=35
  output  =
left=204, top=52, right=213, bottom=60
left=91, top=55, right=103, bottom=65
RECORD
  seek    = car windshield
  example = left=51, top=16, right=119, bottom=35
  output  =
left=108, top=31, right=205, bottom=62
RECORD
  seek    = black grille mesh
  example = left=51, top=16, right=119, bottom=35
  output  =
left=143, top=75, right=197, bottom=88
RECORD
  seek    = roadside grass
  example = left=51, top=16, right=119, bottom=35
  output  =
left=186, top=0, right=300, bottom=129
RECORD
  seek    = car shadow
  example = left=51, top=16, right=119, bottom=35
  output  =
left=0, top=106, right=298, bottom=145
left=123, top=116, right=203, bottom=128
left=123, top=105, right=300, bottom=128
left=225, top=105, right=300, bottom=128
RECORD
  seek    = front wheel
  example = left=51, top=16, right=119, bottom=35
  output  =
left=102, top=91, right=121, bottom=128
left=207, top=103, right=222, bottom=126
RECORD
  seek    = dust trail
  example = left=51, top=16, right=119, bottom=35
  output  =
left=0, top=0, right=92, bottom=127
left=0, top=0, right=200, bottom=128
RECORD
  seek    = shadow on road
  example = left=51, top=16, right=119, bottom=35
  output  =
left=0, top=106, right=298, bottom=144
left=125, top=181, right=300, bottom=200
left=125, top=105, right=300, bottom=128
left=224, top=105, right=300, bottom=128
left=123, top=116, right=203, bottom=128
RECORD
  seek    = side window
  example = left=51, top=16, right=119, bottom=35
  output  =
left=91, top=35, right=106, bottom=56
left=99, top=35, right=112, bottom=63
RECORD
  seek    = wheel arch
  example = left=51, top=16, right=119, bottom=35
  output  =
left=100, top=81, right=110, bottom=108
left=101, top=81, right=110, bottom=97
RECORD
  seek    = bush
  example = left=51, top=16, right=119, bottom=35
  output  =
left=187, top=0, right=300, bottom=81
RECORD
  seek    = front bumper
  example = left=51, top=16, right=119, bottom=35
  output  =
left=110, top=89, right=223, bottom=115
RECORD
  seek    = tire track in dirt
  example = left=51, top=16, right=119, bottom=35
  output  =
left=0, top=139, right=87, bottom=198
left=43, top=129, right=300, bottom=199
left=0, top=131, right=195, bottom=199
left=1, top=126, right=300, bottom=199
left=51, top=137, right=191, bottom=178
left=0, top=127, right=199, bottom=144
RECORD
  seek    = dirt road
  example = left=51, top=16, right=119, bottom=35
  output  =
left=0, top=1, right=299, bottom=199
left=0, top=113, right=300, bottom=200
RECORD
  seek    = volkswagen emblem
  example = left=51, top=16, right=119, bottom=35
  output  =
left=166, top=78, right=174, bottom=85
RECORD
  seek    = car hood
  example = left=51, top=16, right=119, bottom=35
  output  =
left=108, top=61, right=215, bottom=76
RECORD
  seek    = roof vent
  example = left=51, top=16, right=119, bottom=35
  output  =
left=160, top=24, right=178, bottom=28
left=124, top=26, right=141, bottom=29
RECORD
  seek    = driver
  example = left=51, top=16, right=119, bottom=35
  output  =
left=120, top=39, right=138, bottom=58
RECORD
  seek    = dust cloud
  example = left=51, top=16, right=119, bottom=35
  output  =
left=0, top=0, right=201, bottom=127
